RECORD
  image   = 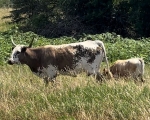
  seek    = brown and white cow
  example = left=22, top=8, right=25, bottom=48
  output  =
left=8, top=38, right=113, bottom=85
left=103, top=58, right=145, bottom=82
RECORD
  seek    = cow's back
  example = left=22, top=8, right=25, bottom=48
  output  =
left=44, top=40, right=100, bottom=49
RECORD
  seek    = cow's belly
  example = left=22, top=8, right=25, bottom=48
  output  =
left=33, top=65, right=57, bottom=80
left=74, top=54, right=103, bottom=75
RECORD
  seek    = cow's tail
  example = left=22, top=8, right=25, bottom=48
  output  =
left=95, top=40, right=113, bottom=79
left=138, top=58, right=144, bottom=75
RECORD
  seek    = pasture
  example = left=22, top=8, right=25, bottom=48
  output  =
left=0, top=8, right=150, bottom=120
left=0, top=64, right=150, bottom=120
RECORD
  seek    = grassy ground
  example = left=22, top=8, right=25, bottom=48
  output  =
left=0, top=64, right=150, bottom=120
left=0, top=8, right=12, bottom=32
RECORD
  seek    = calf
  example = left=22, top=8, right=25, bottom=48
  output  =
left=8, top=38, right=113, bottom=85
left=103, top=58, right=145, bottom=82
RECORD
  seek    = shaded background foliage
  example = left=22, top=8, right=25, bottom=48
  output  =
left=0, top=0, right=11, bottom=7
left=1, top=0, right=150, bottom=38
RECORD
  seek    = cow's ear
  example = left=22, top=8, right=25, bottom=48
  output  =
left=21, top=47, right=27, bottom=53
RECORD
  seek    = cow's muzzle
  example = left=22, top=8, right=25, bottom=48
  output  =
left=7, top=60, right=14, bottom=65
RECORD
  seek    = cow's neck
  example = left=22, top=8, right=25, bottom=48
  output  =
left=25, top=48, right=43, bottom=73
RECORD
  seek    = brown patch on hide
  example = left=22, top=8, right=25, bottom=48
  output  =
left=41, top=45, right=77, bottom=71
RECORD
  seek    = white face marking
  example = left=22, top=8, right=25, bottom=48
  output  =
left=9, top=45, right=25, bottom=64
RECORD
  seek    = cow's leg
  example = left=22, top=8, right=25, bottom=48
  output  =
left=71, top=71, right=77, bottom=77
left=44, top=78, right=57, bottom=87
left=86, top=63, right=104, bottom=82
left=133, top=75, right=138, bottom=81
left=139, top=74, right=145, bottom=82
left=87, top=72, right=103, bottom=82
left=43, top=65, right=58, bottom=86
left=140, top=77, right=145, bottom=82
left=44, top=77, right=55, bottom=86
left=44, top=77, right=49, bottom=87
left=96, top=72, right=104, bottom=82
left=44, top=74, right=57, bottom=87
left=132, top=73, right=138, bottom=83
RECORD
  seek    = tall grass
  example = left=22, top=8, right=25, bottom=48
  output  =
left=0, top=65, right=150, bottom=120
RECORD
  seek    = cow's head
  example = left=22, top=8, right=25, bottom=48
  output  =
left=8, top=37, right=34, bottom=65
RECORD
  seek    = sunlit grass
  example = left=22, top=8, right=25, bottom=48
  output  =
left=0, top=64, right=150, bottom=120
left=0, top=8, right=12, bottom=32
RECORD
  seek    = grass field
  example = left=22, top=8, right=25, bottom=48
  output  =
left=0, top=64, right=150, bottom=120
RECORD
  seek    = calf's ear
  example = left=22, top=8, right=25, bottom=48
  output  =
left=11, top=47, right=15, bottom=50
left=21, top=47, right=27, bottom=53
left=103, top=68, right=106, bottom=72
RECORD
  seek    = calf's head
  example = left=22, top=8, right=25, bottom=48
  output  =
left=8, top=37, right=34, bottom=65
left=102, top=68, right=114, bottom=79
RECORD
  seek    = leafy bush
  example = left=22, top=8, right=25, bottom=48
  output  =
left=0, top=30, right=150, bottom=65
left=1, top=0, right=147, bottom=38
left=129, top=0, right=150, bottom=37
left=0, top=0, right=11, bottom=7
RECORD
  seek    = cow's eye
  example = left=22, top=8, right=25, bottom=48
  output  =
left=13, top=51, right=20, bottom=58
left=16, top=51, right=20, bottom=54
